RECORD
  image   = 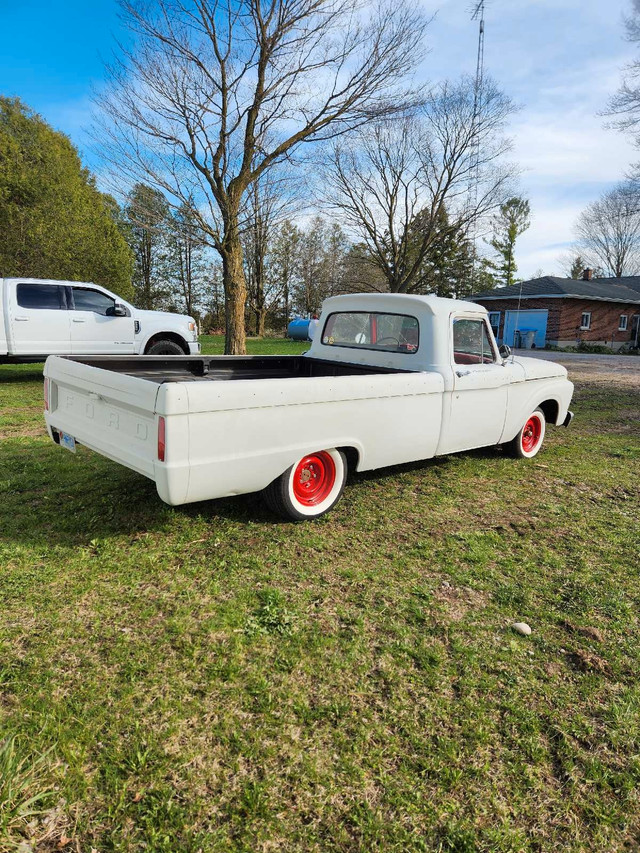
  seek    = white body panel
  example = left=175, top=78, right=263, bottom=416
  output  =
left=0, top=278, right=200, bottom=360
left=70, top=310, right=135, bottom=354
left=7, top=282, right=72, bottom=355
left=43, top=293, right=575, bottom=509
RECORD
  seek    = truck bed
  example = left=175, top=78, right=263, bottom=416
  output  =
left=61, top=354, right=408, bottom=383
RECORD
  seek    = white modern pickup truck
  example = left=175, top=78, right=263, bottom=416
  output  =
left=43, top=293, right=574, bottom=520
left=0, top=278, right=200, bottom=363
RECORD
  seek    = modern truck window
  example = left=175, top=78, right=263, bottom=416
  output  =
left=321, top=311, right=419, bottom=354
left=16, top=283, right=66, bottom=310
left=453, top=318, right=496, bottom=365
left=71, top=287, right=116, bottom=316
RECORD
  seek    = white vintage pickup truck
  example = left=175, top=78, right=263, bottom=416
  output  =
left=43, top=293, right=574, bottom=520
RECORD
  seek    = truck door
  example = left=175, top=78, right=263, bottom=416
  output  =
left=9, top=282, right=71, bottom=356
left=69, top=285, right=135, bottom=354
left=438, top=315, right=510, bottom=455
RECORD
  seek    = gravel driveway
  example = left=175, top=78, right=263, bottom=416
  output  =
left=513, top=349, right=640, bottom=390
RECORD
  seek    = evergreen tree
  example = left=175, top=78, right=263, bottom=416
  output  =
left=486, top=197, right=531, bottom=287
left=270, top=221, right=301, bottom=328
left=292, top=218, right=350, bottom=315
left=404, top=207, right=475, bottom=297
left=0, top=97, right=133, bottom=297
left=124, top=183, right=171, bottom=309
left=569, top=255, right=585, bottom=280
left=166, top=203, right=208, bottom=317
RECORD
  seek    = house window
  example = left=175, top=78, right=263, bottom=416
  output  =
left=580, top=312, right=591, bottom=330
left=619, top=314, right=628, bottom=331
left=488, top=311, right=500, bottom=337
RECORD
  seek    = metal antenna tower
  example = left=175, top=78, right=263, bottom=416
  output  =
left=468, top=0, right=486, bottom=289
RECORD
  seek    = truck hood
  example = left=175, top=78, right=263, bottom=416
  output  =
left=512, top=355, right=568, bottom=381
left=133, top=309, right=193, bottom=324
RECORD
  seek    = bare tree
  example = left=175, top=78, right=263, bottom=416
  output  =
left=575, top=183, right=640, bottom=278
left=242, top=169, right=298, bottom=335
left=607, top=0, right=640, bottom=155
left=323, top=77, right=516, bottom=294
left=96, top=0, right=430, bottom=353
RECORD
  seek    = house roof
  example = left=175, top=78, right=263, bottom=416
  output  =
left=472, top=276, right=640, bottom=305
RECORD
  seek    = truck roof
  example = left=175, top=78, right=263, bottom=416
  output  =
left=321, top=292, right=487, bottom=317
left=1, top=277, right=98, bottom=287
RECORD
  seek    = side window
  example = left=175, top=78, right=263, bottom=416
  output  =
left=16, top=283, right=65, bottom=310
left=453, top=318, right=496, bottom=365
left=488, top=311, right=500, bottom=337
left=72, top=287, right=116, bottom=316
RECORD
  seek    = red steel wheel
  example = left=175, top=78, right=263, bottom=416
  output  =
left=263, top=448, right=348, bottom=521
left=291, top=452, right=336, bottom=507
left=509, top=408, right=546, bottom=459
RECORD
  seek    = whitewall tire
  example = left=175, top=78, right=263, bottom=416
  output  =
left=509, top=408, right=546, bottom=459
left=263, top=449, right=347, bottom=521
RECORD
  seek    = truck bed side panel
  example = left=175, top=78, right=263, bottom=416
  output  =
left=180, top=373, right=444, bottom=505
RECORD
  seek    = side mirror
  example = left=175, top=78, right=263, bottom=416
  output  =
left=107, top=304, right=127, bottom=317
left=499, top=344, right=511, bottom=360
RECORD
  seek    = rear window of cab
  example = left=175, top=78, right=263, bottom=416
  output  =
left=321, top=311, right=420, bottom=354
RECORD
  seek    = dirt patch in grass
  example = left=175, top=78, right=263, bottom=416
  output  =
left=433, top=581, right=488, bottom=621
left=565, top=361, right=640, bottom=390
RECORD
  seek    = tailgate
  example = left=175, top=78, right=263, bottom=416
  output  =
left=44, top=356, right=161, bottom=478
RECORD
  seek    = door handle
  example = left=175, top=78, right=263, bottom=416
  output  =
left=14, top=316, right=29, bottom=321
left=455, top=369, right=470, bottom=377
left=72, top=318, right=86, bottom=323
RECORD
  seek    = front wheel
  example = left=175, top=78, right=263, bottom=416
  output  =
left=146, top=338, right=186, bottom=355
left=263, top=449, right=347, bottom=520
left=508, top=408, right=546, bottom=459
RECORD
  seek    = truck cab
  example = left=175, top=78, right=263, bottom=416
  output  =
left=307, top=293, right=571, bottom=456
left=0, top=278, right=200, bottom=363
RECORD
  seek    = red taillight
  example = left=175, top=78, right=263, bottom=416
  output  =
left=44, top=378, right=49, bottom=412
left=158, top=416, right=166, bottom=461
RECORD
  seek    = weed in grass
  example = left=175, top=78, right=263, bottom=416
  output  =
left=0, top=735, right=55, bottom=848
left=244, top=589, right=295, bottom=637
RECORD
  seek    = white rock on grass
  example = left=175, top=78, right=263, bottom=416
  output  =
left=512, top=622, right=532, bottom=636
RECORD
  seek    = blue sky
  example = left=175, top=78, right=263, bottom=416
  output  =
left=1, top=0, right=637, bottom=277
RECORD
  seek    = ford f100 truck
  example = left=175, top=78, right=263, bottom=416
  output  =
left=43, top=293, right=574, bottom=520
left=1, top=278, right=200, bottom=363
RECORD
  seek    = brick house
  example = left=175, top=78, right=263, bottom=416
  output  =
left=472, top=270, right=640, bottom=351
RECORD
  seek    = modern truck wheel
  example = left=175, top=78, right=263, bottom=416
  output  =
left=146, top=338, right=186, bottom=355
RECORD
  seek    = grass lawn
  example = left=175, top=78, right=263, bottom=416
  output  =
left=1, top=339, right=639, bottom=852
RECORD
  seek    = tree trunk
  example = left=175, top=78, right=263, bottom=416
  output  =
left=221, top=216, right=247, bottom=355
left=257, top=307, right=266, bottom=337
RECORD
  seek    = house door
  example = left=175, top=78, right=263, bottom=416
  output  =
left=503, top=309, right=548, bottom=349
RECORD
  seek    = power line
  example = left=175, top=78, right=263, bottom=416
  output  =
left=467, top=1, right=486, bottom=290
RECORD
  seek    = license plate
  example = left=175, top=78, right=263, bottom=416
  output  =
left=59, top=431, right=76, bottom=453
